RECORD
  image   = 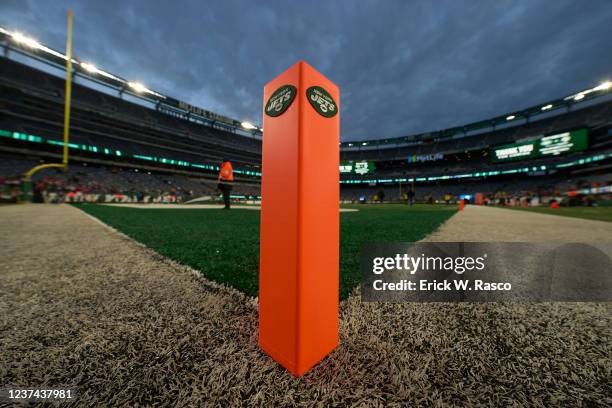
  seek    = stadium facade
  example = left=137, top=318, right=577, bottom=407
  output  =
left=1, top=26, right=611, bottom=205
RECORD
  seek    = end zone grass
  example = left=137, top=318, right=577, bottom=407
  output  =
left=4, top=204, right=610, bottom=405
left=498, top=205, right=612, bottom=223
left=74, top=204, right=456, bottom=299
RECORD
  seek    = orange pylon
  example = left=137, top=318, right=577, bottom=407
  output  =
left=259, top=61, right=340, bottom=376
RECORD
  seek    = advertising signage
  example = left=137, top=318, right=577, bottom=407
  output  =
left=491, top=129, right=588, bottom=163
left=340, top=161, right=376, bottom=175
left=407, top=153, right=444, bottom=163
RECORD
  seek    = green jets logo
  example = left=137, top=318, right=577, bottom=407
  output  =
left=306, top=86, right=337, bottom=118
left=265, top=85, right=297, bottom=117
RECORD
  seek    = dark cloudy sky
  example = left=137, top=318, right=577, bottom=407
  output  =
left=1, top=0, right=611, bottom=141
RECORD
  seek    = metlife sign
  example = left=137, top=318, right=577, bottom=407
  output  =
left=340, top=161, right=376, bottom=175
left=491, top=129, right=588, bottom=163
left=407, top=153, right=444, bottom=163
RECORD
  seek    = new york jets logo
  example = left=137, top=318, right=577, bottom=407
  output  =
left=306, top=86, right=337, bottom=118
left=265, top=85, right=297, bottom=117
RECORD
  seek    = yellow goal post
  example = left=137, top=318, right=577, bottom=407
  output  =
left=22, top=10, right=73, bottom=199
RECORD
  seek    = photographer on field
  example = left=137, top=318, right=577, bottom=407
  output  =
left=217, top=158, right=234, bottom=209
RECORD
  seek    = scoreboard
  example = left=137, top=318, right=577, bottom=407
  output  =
left=340, top=161, right=376, bottom=175
left=491, top=129, right=588, bottom=163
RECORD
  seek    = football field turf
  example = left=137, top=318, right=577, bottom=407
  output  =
left=74, top=204, right=456, bottom=299
left=497, top=205, right=612, bottom=223
left=3, top=204, right=610, bottom=405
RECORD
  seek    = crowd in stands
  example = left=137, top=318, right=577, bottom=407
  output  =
left=341, top=174, right=612, bottom=207
left=0, top=57, right=261, bottom=171
left=3, top=43, right=611, bottom=210
left=3, top=152, right=610, bottom=207
left=0, top=157, right=261, bottom=204
left=341, top=100, right=612, bottom=162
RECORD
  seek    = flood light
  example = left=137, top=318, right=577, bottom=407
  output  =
left=80, top=62, right=99, bottom=74
left=127, top=81, right=148, bottom=93
left=11, top=32, right=41, bottom=49
left=241, top=121, right=257, bottom=130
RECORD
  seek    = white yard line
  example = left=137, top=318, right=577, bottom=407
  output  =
left=100, top=203, right=359, bottom=212
left=422, top=204, right=612, bottom=242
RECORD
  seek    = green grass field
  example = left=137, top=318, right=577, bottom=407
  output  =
left=74, top=204, right=456, bottom=299
left=498, top=205, right=612, bottom=223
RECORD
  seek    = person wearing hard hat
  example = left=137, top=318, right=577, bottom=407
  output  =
left=217, top=158, right=234, bottom=209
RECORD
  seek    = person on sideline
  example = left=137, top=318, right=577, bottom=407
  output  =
left=218, top=158, right=234, bottom=209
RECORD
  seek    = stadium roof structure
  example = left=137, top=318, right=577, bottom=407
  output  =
left=1, top=25, right=610, bottom=152
left=344, top=79, right=611, bottom=150
left=0, top=25, right=263, bottom=138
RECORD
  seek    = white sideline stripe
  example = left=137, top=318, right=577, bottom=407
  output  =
left=100, top=203, right=359, bottom=212
left=72, top=205, right=259, bottom=309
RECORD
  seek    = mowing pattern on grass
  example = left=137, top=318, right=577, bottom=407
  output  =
left=3, top=205, right=610, bottom=406
left=499, top=205, right=612, bottom=223
left=75, top=204, right=456, bottom=298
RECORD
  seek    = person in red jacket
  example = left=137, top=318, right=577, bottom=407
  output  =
left=217, top=158, right=234, bottom=209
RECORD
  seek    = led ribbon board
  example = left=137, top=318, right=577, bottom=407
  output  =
left=491, top=129, right=588, bottom=163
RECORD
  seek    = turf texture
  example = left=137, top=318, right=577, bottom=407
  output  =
left=5, top=204, right=610, bottom=406
left=74, top=204, right=456, bottom=299
left=498, top=205, right=612, bottom=223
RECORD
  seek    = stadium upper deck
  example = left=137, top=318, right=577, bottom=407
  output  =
left=0, top=25, right=611, bottom=185
left=0, top=57, right=262, bottom=179
left=342, top=101, right=612, bottom=161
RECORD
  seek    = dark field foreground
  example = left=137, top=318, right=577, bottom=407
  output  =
left=0, top=204, right=610, bottom=407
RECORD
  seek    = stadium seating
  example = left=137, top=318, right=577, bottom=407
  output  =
left=340, top=101, right=612, bottom=161
left=0, top=153, right=260, bottom=203
left=0, top=58, right=262, bottom=170
left=1, top=55, right=611, bottom=205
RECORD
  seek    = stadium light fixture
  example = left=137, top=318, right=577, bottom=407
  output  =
left=126, top=81, right=165, bottom=99
left=11, top=26, right=115, bottom=80
left=127, top=81, right=148, bottom=93
left=9, top=29, right=68, bottom=61
left=11, top=32, right=42, bottom=49
left=241, top=121, right=257, bottom=130
left=506, top=115, right=516, bottom=121
left=541, top=104, right=553, bottom=111
left=80, top=62, right=99, bottom=74
left=362, top=142, right=368, bottom=146
left=565, top=80, right=610, bottom=102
